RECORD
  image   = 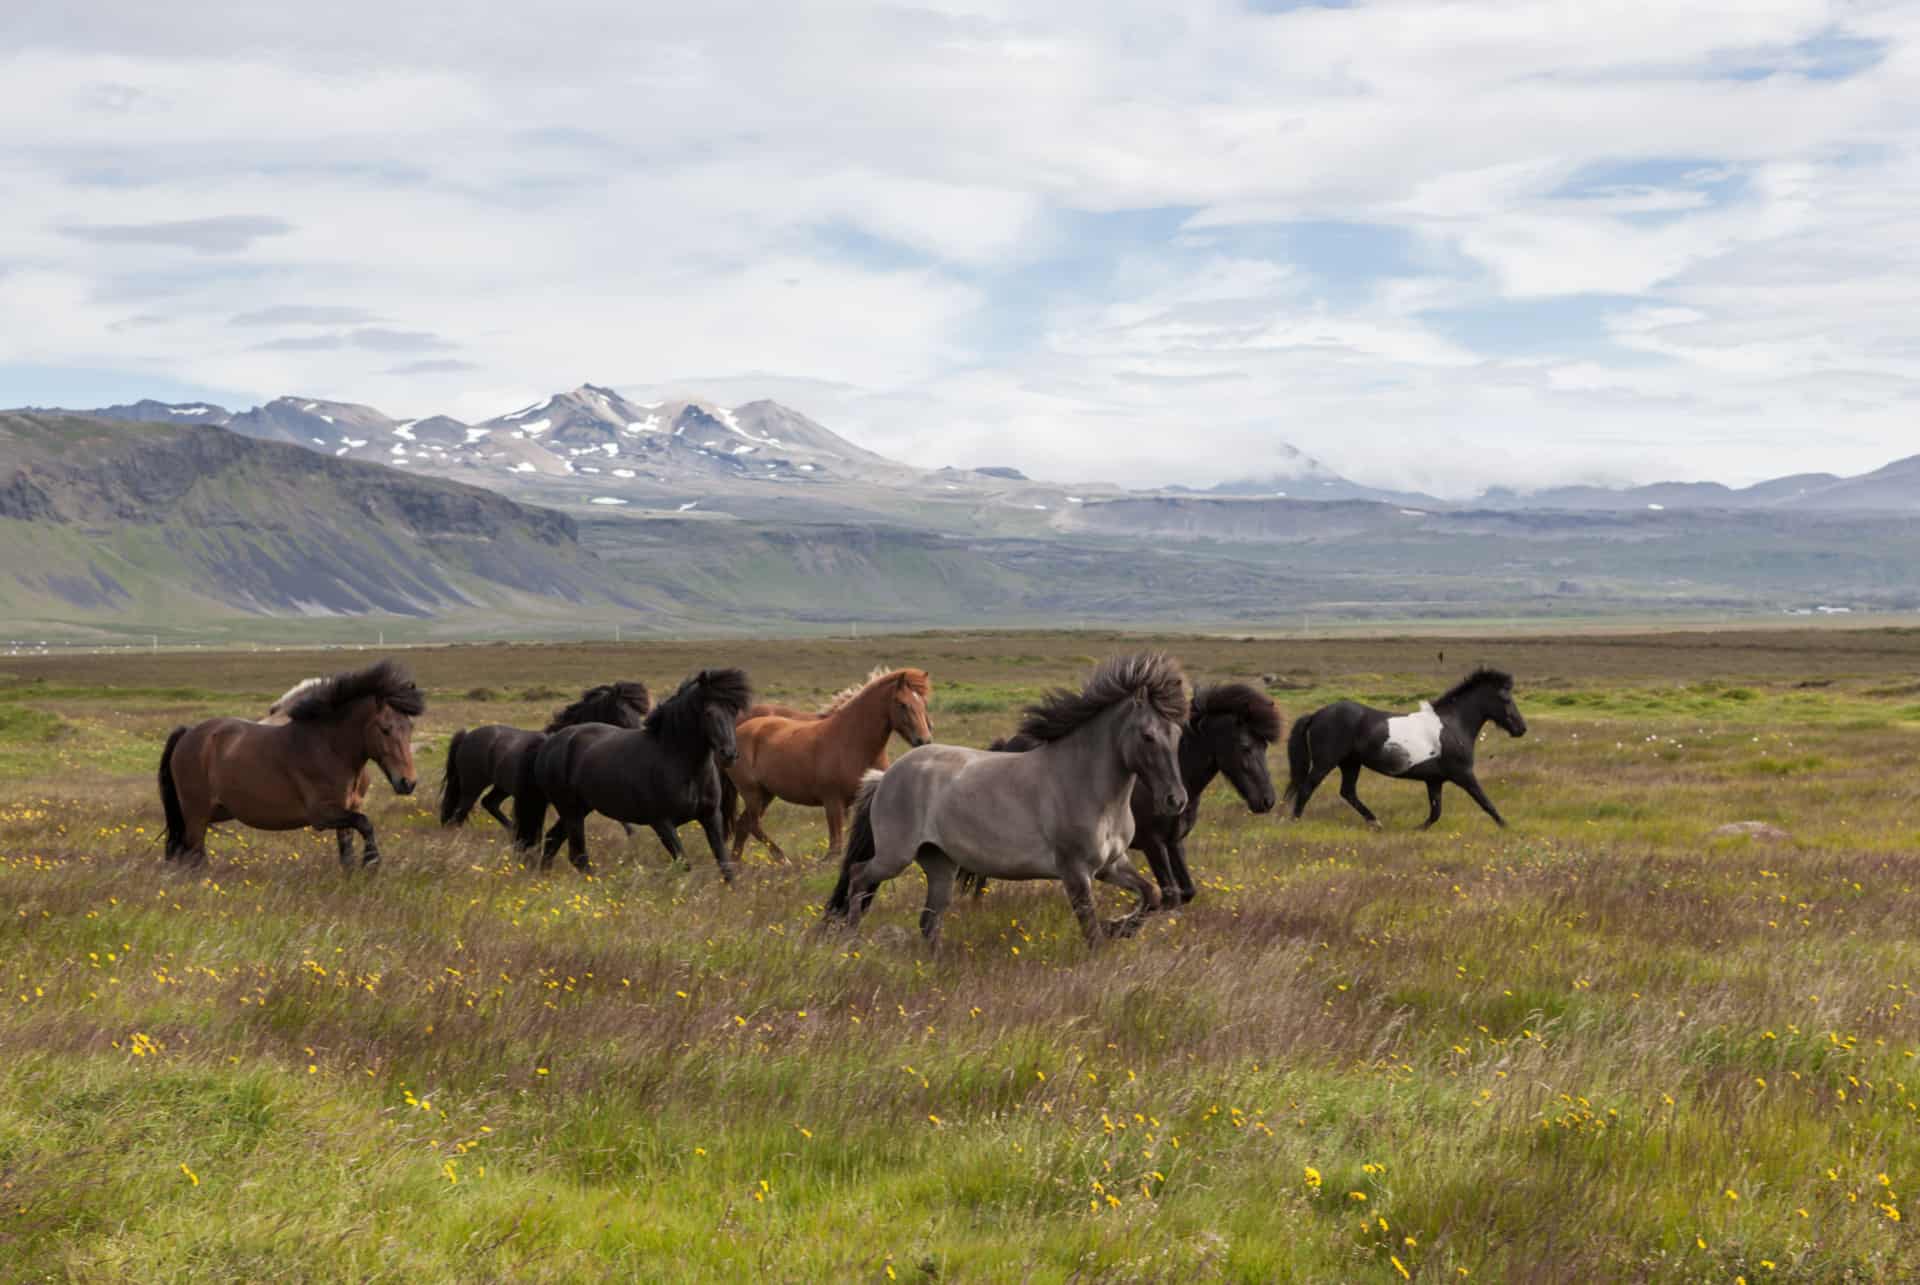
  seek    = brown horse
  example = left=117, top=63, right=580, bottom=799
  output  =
left=722, top=666, right=901, bottom=849
left=726, top=668, right=934, bottom=863
left=263, top=677, right=372, bottom=835
left=158, top=660, right=426, bottom=869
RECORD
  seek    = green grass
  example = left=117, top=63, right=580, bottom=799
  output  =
left=3, top=630, right=1920, bottom=1279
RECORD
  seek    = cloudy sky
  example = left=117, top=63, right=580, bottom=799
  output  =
left=4, top=1, right=1916, bottom=495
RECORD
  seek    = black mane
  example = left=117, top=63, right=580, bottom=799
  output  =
left=1015, top=652, right=1188, bottom=744
left=546, top=681, right=652, bottom=733
left=1192, top=682, right=1283, bottom=744
left=1438, top=667, right=1513, bottom=705
left=286, top=659, right=426, bottom=721
left=644, top=668, right=753, bottom=743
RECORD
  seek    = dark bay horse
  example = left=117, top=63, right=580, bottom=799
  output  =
left=969, top=681, right=1281, bottom=906
left=439, top=682, right=651, bottom=831
left=726, top=668, right=933, bottom=863
left=159, top=660, right=426, bottom=869
left=512, top=668, right=751, bottom=878
left=264, top=677, right=371, bottom=862
left=825, top=653, right=1188, bottom=946
left=1284, top=667, right=1526, bottom=828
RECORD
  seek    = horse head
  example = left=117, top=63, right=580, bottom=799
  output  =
left=1191, top=684, right=1281, bottom=815
left=1495, top=684, right=1528, bottom=738
left=365, top=698, right=421, bottom=795
left=1121, top=686, right=1188, bottom=819
left=890, top=670, right=935, bottom=747
left=695, top=668, right=752, bottom=765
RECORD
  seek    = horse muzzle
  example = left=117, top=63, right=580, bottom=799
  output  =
left=1250, top=791, right=1277, bottom=815
left=387, top=770, right=417, bottom=795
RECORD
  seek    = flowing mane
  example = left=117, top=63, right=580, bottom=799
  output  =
left=1192, top=682, right=1283, bottom=744
left=645, top=668, right=753, bottom=742
left=818, top=666, right=892, bottom=716
left=285, top=659, right=426, bottom=722
left=545, top=681, right=652, bottom=733
left=265, top=677, right=324, bottom=720
left=1437, top=667, right=1513, bottom=706
left=1015, top=652, right=1188, bottom=744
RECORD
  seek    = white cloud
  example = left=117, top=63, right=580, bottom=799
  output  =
left=2, top=1, right=1918, bottom=492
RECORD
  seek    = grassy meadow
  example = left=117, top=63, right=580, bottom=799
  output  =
left=3, top=628, right=1920, bottom=1282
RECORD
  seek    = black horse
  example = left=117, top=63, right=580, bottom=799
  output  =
left=965, top=681, right=1283, bottom=906
left=512, top=669, right=751, bottom=878
left=439, top=682, right=652, bottom=831
left=1283, top=667, right=1526, bottom=828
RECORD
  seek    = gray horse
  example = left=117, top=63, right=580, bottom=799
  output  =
left=824, top=652, right=1190, bottom=946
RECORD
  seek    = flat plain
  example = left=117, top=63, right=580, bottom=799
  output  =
left=4, top=627, right=1920, bottom=1282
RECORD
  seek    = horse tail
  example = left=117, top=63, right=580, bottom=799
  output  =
left=157, top=726, right=188, bottom=860
left=511, top=737, right=551, bottom=852
left=439, top=729, right=470, bottom=826
left=1282, top=710, right=1316, bottom=808
left=824, top=769, right=885, bottom=919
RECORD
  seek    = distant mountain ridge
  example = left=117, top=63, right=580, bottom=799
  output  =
left=25, top=388, right=1920, bottom=516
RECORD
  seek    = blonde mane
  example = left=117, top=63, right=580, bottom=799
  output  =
left=817, top=665, right=894, bottom=716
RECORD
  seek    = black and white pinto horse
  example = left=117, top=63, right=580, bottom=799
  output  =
left=1283, top=668, right=1526, bottom=828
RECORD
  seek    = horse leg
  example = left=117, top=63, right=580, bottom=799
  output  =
left=1166, top=833, right=1197, bottom=907
left=697, top=806, right=735, bottom=884
left=312, top=808, right=379, bottom=869
left=1136, top=829, right=1179, bottom=907
left=1059, top=862, right=1103, bottom=946
left=652, top=820, right=690, bottom=871
left=1095, top=857, right=1161, bottom=938
left=823, top=796, right=847, bottom=861
left=750, top=794, right=788, bottom=862
left=539, top=820, right=567, bottom=871
left=1338, top=763, right=1381, bottom=827
left=840, top=840, right=915, bottom=933
left=566, top=814, right=590, bottom=872
left=1455, top=771, right=1507, bottom=828
left=480, top=787, right=514, bottom=831
left=1420, top=779, right=1445, bottom=829
left=1291, top=764, right=1335, bottom=818
left=916, top=850, right=957, bottom=947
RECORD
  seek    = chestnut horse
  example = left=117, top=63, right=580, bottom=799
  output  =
left=726, top=668, right=934, bottom=863
left=158, top=660, right=425, bottom=869
left=722, top=666, right=909, bottom=853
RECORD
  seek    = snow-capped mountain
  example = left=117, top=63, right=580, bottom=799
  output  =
left=225, top=396, right=398, bottom=456
left=452, top=384, right=904, bottom=488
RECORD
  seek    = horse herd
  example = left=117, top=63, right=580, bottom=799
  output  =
left=155, top=653, right=1527, bottom=944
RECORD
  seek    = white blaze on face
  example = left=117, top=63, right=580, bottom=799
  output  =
left=1382, top=702, right=1444, bottom=774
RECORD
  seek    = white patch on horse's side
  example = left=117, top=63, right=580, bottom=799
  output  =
left=1382, top=702, right=1444, bottom=774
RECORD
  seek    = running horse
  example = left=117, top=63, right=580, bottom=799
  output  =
left=969, top=680, right=1281, bottom=907
left=825, top=652, right=1188, bottom=946
left=439, top=682, right=651, bottom=832
left=513, top=668, right=752, bottom=879
left=158, top=660, right=426, bottom=869
left=725, top=668, right=933, bottom=863
left=1283, top=667, right=1526, bottom=828
left=719, top=666, right=915, bottom=853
